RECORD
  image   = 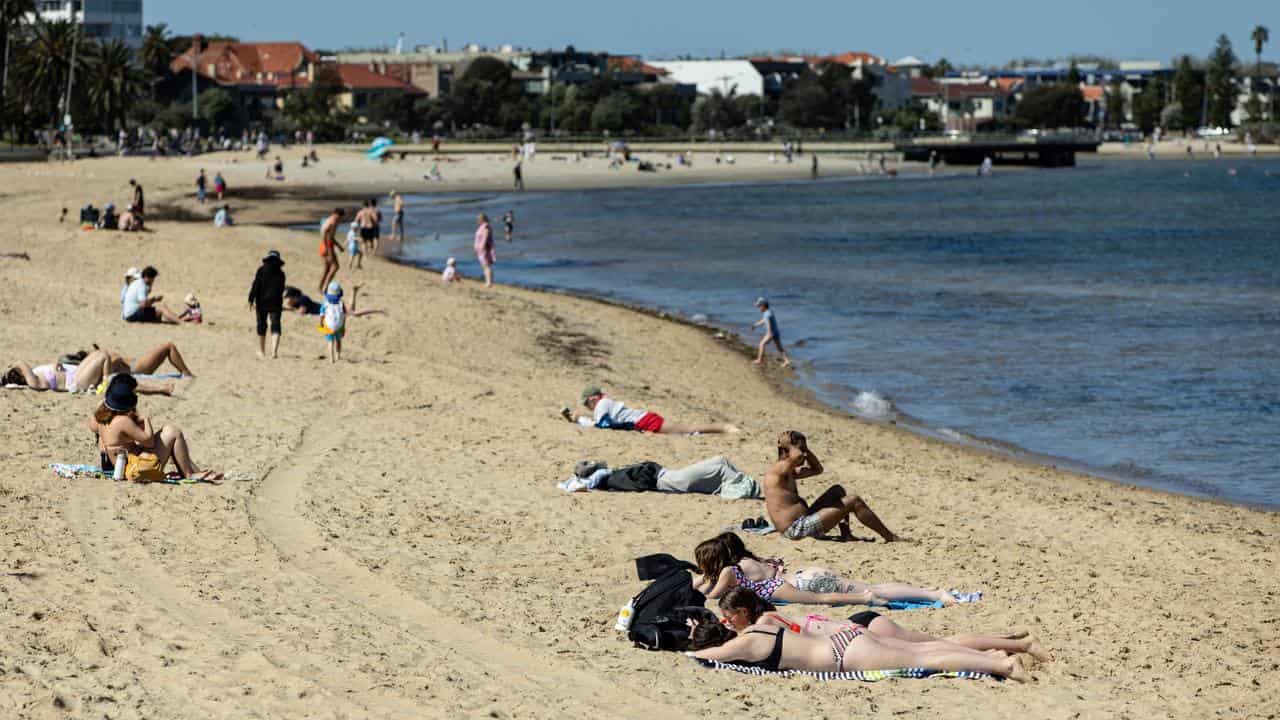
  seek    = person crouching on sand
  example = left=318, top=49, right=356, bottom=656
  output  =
left=765, top=431, right=909, bottom=543
left=441, top=257, right=460, bottom=285
left=561, top=386, right=739, bottom=434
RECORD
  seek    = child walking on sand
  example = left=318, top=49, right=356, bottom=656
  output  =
left=346, top=220, right=363, bottom=270
left=320, top=281, right=347, bottom=363
left=753, top=298, right=790, bottom=367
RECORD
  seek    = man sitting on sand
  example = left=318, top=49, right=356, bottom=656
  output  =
left=122, top=266, right=180, bottom=324
left=562, top=386, right=739, bottom=434
left=765, top=431, right=909, bottom=542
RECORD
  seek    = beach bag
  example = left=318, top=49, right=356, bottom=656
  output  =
left=322, top=301, right=346, bottom=333
left=624, top=563, right=706, bottom=651
left=125, top=452, right=165, bottom=483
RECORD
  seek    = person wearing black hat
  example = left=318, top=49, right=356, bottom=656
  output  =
left=90, top=374, right=223, bottom=483
left=249, top=250, right=287, bottom=359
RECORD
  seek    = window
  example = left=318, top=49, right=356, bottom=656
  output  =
left=112, top=0, right=142, bottom=13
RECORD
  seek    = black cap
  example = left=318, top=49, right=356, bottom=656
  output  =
left=263, top=249, right=283, bottom=265
left=104, top=375, right=138, bottom=413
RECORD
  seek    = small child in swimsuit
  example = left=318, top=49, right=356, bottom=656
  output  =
left=179, top=294, right=203, bottom=324
left=346, top=221, right=363, bottom=270
left=441, top=257, right=459, bottom=285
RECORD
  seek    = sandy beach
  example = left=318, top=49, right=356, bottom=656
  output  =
left=1, top=151, right=1277, bottom=719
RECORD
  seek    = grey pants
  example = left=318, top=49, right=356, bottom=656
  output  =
left=656, top=456, right=762, bottom=499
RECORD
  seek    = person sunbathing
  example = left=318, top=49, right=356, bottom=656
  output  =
left=692, top=532, right=957, bottom=607
left=717, top=587, right=1050, bottom=661
left=562, top=386, right=739, bottom=434
left=89, top=375, right=222, bottom=483
left=687, top=613, right=1030, bottom=681
left=559, top=455, right=761, bottom=498
left=4, top=343, right=191, bottom=394
left=764, top=430, right=909, bottom=542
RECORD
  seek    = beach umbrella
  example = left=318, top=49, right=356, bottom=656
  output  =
left=367, top=137, right=394, bottom=160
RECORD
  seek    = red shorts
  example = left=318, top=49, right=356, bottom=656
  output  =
left=635, top=412, right=665, bottom=433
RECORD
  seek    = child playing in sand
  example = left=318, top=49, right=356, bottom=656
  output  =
left=178, top=294, right=203, bottom=323
left=441, top=257, right=459, bottom=285
left=319, top=281, right=347, bottom=363
left=752, top=297, right=790, bottom=367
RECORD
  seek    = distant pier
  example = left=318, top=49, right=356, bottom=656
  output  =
left=895, top=135, right=1101, bottom=167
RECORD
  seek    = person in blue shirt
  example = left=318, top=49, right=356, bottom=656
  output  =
left=752, top=298, right=791, bottom=367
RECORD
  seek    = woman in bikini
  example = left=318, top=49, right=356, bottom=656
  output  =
left=688, top=614, right=1030, bottom=681
left=692, top=532, right=957, bottom=607
left=717, top=587, right=1051, bottom=661
left=89, top=376, right=222, bottom=483
left=4, top=343, right=192, bottom=394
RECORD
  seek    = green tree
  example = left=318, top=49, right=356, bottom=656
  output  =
left=777, top=76, right=830, bottom=128
left=1066, top=62, right=1082, bottom=85
left=139, top=24, right=173, bottom=100
left=280, top=63, right=342, bottom=134
left=17, top=19, right=86, bottom=126
left=1205, top=34, right=1237, bottom=128
left=1, top=0, right=34, bottom=109
left=589, top=91, right=637, bottom=132
left=450, top=56, right=520, bottom=127
left=1014, top=83, right=1085, bottom=128
left=1252, top=25, right=1269, bottom=77
left=85, top=39, right=142, bottom=131
left=691, top=88, right=746, bottom=132
left=1172, top=55, right=1203, bottom=131
left=197, top=86, right=235, bottom=128
left=1132, top=76, right=1167, bottom=134
left=926, top=57, right=952, bottom=79
left=1242, top=91, right=1266, bottom=122
left=1104, top=79, right=1126, bottom=128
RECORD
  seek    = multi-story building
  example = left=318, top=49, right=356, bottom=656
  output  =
left=31, top=0, right=143, bottom=47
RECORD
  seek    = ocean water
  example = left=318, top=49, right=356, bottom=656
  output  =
left=392, top=158, right=1280, bottom=508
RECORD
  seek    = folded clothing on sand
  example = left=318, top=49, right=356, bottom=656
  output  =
left=692, top=657, right=995, bottom=682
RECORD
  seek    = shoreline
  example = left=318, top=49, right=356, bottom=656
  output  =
left=388, top=252, right=1277, bottom=515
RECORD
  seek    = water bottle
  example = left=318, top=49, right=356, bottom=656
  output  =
left=614, top=598, right=635, bottom=632
left=112, top=452, right=127, bottom=481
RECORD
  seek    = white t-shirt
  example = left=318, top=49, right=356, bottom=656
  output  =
left=121, top=278, right=149, bottom=319
left=580, top=397, right=647, bottom=428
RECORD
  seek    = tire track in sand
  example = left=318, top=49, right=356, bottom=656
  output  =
left=247, top=395, right=700, bottom=717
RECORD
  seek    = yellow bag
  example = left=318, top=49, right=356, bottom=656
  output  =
left=125, top=452, right=166, bottom=483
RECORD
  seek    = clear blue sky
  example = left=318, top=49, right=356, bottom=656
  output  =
left=149, top=0, right=1275, bottom=66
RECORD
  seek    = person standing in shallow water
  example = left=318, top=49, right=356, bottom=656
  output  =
left=503, top=211, right=515, bottom=242
left=474, top=213, right=495, bottom=287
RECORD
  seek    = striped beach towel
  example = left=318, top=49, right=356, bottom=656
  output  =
left=693, top=657, right=996, bottom=682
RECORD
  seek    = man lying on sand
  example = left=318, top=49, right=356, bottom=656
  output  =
left=765, top=431, right=910, bottom=542
left=562, top=386, right=739, bottom=434
left=558, top=455, right=760, bottom=498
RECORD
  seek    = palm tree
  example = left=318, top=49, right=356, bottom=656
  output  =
left=17, top=18, right=84, bottom=126
left=1252, top=25, right=1269, bottom=76
left=139, top=23, right=172, bottom=99
left=86, top=39, right=142, bottom=131
left=1, top=0, right=35, bottom=104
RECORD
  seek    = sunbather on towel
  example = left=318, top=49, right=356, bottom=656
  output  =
left=561, top=386, right=739, bottom=434
left=559, top=455, right=761, bottom=498
left=692, top=532, right=956, bottom=607
left=717, top=587, right=1051, bottom=661
left=4, top=343, right=189, bottom=394
left=687, top=612, right=1030, bottom=681
left=764, top=430, right=909, bottom=542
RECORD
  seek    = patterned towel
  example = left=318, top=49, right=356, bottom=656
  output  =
left=770, top=598, right=945, bottom=610
left=48, top=463, right=199, bottom=485
left=693, top=657, right=996, bottom=682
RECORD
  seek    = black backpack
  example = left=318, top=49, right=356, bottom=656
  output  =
left=625, top=555, right=708, bottom=651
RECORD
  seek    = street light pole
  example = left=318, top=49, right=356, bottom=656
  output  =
left=63, top=0, right=79, bottom=159
left=191, top=35, right=201, bottom=139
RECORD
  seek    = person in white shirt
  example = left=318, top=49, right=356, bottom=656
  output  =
left=122, top=266, right=180, bottom=324
left=561, top=386, right=739, bottom=434
left=441, top=257, right=459, bottom=285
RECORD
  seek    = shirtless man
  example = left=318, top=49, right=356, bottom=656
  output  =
left=356, top=199, right=377, bottom=255
left=318, top=207, right=344, bottom=294
left=764, top=431, right=909, bottom=542
left=391, top=192, right=405, bottom=244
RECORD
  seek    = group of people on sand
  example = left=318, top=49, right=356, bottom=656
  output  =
left=121, top=266, right=202, bottom=325
left=562, top=384, right=1048, bottom=681
left=5, top=340, right=222, bottom=484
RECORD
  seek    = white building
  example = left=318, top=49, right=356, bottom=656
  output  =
left=31, top=0, right=143, bottom=47
left=647, top=60, right=764, bottom=96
